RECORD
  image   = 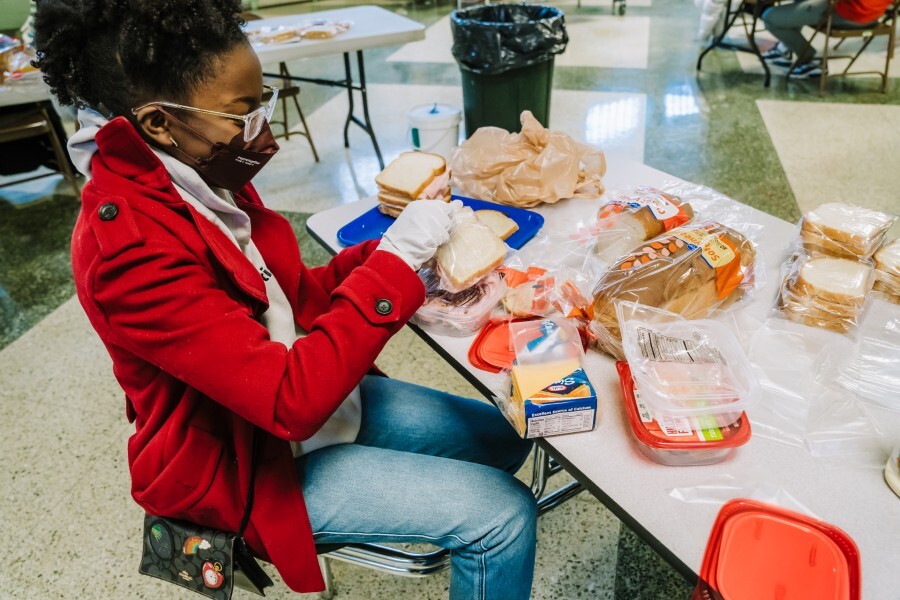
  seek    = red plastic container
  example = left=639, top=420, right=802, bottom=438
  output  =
left=617, top=361, right=751, bottom=466
left=692, top=498, right=861, bottom=600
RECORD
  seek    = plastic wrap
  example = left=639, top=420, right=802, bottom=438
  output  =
left=617, top=302, right=758, bottom=426
left=590, top=221, right=760, bottom=359
left=667, top=473, right=820, bottom=518
left=798, top=202, right=895, bottom=260
left=433, top=207, right=508, bottom=293
left=450, top=4, right=568, bottom=76
left=498, top=225, right=602, bottom=320
left=592, top=187, right=696, bottom=263
left=775, top=251, right=874, bottom=334
left=834, top=297, right=900, bottom=411
left=245, top=19, right=352, bottom=46
left=872, top=238, right=900, bottom=304
left=410, top=269, right=505, bottom=337
left=449, top=111, right=606, bottom=208
left=617, top=361, right=751, bottom=466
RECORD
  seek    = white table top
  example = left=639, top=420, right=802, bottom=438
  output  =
left=0, top=81, right=52, bottom=108
left=306, top=155, right=900, bottom=595
left=245, top=6, right=426, bottom=64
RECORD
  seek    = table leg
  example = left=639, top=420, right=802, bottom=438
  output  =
left=343, top=52, right=354, bottom=149
left=356, top=51, right=385, bottom=170
left=748, top=3, right=772, bottom=88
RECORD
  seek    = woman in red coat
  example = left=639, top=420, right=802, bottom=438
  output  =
left=33, top=1, right=536, bottom=597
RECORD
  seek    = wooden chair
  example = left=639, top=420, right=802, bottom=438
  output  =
left=0, top=105, right=80, bottom=194
left=808, top=0, right=899, bottom=94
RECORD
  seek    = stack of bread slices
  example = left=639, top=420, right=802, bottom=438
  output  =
left=375, top=152, right=451, bottom=218
left=800, top=202, right=895, bottom=260
left=873, top=238, right=900, bottom=304
left=780, top=255, right=874, bottom=334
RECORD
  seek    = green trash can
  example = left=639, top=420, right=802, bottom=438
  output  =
left=451, top=4, right=568, bottom=138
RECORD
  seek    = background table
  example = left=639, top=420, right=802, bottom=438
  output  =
left=307, top=155, right=900, bottom=595
left=245, top=6, right=426, bottom=168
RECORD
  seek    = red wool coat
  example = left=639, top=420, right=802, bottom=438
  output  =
left=71, top=117, right=425, bottom=592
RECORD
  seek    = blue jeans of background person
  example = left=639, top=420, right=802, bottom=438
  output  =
left=297, top=375, right=537, bottom=600
left=763, top=0, right=879, bottom=63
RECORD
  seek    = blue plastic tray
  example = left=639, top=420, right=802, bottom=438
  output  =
left=336, top=195, right=544, bottom=250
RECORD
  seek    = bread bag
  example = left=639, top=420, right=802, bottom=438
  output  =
left=590, top=221, right=757, bottom=358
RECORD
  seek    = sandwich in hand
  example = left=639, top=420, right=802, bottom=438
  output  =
left=376, top=152, right=451, bottom=217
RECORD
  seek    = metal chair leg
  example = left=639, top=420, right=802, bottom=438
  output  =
left=319, top=555, right=336, bottom=600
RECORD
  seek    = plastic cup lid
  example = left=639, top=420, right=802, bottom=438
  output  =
left=469, top=319, right=523, bottom=372
left=699, top=499, right=860, bottom=600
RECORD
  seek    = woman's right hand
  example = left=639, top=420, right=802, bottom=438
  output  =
left=377, top=200, right=462, bottom=271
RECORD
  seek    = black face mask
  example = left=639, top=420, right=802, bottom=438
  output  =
left=161, top=109, right=280, bottom=192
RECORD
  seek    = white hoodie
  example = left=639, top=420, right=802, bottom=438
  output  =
left=69, top=109, right=361, bottom=456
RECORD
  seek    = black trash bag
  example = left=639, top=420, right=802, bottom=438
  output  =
left=451, top=4, right=568, bottom=75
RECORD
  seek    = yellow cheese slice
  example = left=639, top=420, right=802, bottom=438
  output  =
left=511, top=358, right=582, bottom=401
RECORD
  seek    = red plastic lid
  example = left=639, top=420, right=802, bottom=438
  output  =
left=616, top=361, right=751, bottom=451
left=468, top=319, right=527, bottom=373
left=696, top=499, right=861, bottom=600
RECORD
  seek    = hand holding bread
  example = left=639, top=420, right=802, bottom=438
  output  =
left=378, top=200, right=463, bottom=271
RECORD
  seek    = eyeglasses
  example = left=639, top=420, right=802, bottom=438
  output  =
left=131, top=85, right=279, bottom=142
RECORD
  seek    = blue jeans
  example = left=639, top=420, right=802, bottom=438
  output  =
left=296, top=376, right=537, bottom=600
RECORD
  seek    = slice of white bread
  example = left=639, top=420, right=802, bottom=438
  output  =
left=375, top=152, right=446, bottom=199
left=800, top=229, right=861, bottom=259
left=801, top=202, right=895, bottom=255
left=378, top=189, right=451, bottom=208
left=793, top=256, right=874, bottom=307
left=875, top=238, right=900, bottom=277
left=872, top=289, right=900, bottom=305
left=475, top=210, right=519, bottom=241
left=436, top=220, right=507, bottom=291
left=782, top=309, right=851, bottom=334
left=874, top=278, right=900, bottom=296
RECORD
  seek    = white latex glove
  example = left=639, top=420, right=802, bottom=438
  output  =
left=378, top=200, right=464, bottom=271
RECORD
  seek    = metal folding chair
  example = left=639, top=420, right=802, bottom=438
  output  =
left=315, top=446, right=583, bottom=599
left=805, top=0, right=899, bottom=94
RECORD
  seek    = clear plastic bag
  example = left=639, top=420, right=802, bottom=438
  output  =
left=798, top=202, right=895, bottom=260
left=872, top=238, right=900, bottom=304
left=617, top=302, right=759, bottom=427
left=410, top=268, right=505, bottom=337
left=449, top=111, right=606, bottom=208
left=498, top=225, right=602, bottom=320
left=590, top=221, right=760, bottom=359
left=833, top=297, right=900, bottom=411
left=667, top=473, right=820, bottom=518
left=592, top=186, right=696, bottom=263
left=656, top=181, right=766, bottom=244
left=433, top=207, right=508, bottom=293
left=774, top=250, right=874, bottom=335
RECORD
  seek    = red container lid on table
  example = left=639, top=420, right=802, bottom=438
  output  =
left=693, top=498, right=861, bottom=600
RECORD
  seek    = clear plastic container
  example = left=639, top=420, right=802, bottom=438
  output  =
left=509, top=317, right=584, bottom=366
left=410, top=270, right=504, bottom=337
left=617, top=361, right=751, bottom=466
left=618, top=302, right=759, bottom=427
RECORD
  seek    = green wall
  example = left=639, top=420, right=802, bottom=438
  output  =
left=1, top=0, right=31, bottom=33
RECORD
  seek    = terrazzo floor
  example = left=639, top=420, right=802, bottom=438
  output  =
left=1, top=0, right=898, bottom=598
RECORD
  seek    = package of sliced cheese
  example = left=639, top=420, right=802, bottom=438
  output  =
left=798, top=202, right=895, bottom=260
left=590, top=221, right=759, bottom=359
left=775, top=251, right=875, bottom=334
left=433, top=206, right=508, bottom=293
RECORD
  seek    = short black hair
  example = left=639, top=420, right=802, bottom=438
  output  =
left=32, top=0, right=247, bottom=117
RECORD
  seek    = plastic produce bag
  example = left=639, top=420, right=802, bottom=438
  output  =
left=667, top=473, right=820, bottom=518
left=450, top=110, right=606, bottom=208
left=590, top=221, right=759, bottom=359
left=450, top=4, right=568, bottom=75
left=834, top=298, right=900, bottom=411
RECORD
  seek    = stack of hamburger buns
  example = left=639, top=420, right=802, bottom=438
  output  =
left=375, top=152, right=451, bottom=217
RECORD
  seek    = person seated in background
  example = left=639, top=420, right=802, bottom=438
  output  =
left=761, top=0, right=894, bottom=78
